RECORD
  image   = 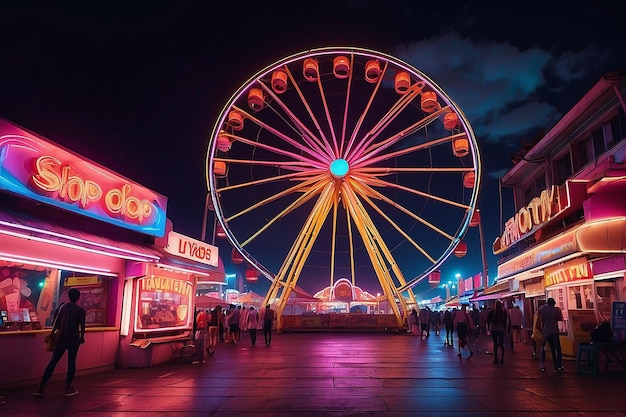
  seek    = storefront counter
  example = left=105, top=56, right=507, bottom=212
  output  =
left=118, top=331, right=193, bottom=368
left=0, top=327, right=120, bottom=387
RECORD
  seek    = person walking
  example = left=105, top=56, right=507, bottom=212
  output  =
left=247, top=306, right=259, bottom=347
left=408, top=309, right=418, bottom=335
left=227, top=305, right=241, bottom=345
left=537, top=298, right=564, bottom=372
left=33, top=288, right=86, bottom=397
left=531, top=310, right=547, bottom=369
left=508, top=304, right=523, bottom=352
left=193, top=309, right=208, bottom=364
left=262, top=304, right=276, bottom=346
left=453, top=305, right=474, bottom=358
left=207, top=306, right=224, bottom=357
left=419, top=306, right=431, bottom=338
left=487, top=300, right=508, bottom=364
left=443, top=308, right=454, bottom=347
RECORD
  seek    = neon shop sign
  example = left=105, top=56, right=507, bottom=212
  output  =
left=32, top=156, right=154, bottom=222
left=0, top=120, right=167, bottom=236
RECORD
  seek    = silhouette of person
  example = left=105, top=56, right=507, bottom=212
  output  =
left=33, top=288, right=86, bottom=397
left=262, top=304, right=275, bottom=346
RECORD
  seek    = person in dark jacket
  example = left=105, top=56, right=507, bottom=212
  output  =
left=487, top=300, right=508, bottom=364
left=33, top=288, right=86, bottom=397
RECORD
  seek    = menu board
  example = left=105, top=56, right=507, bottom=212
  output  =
left=612, top=302, right=626, bottom=331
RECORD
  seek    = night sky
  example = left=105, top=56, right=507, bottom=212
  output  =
left=1, top=1, right=625, bottom=298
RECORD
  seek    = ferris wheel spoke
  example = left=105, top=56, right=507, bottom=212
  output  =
left=337, top=54, right=356, bottom=157
left=343, top=60, right=389, bottom=159
left=348, top=177, right=455, bottom=242
left=353, top=106, right=449, bottom=166
left=232, top=106, right=331, bottom=164
left=225, top=175, right=327, bottom=224
left=216, top=170, right=319, bottom=193
left=283, top=66, right=337, bottom=158
left=355, top=173, right=472, bottom=210
left=358, top=166, right=474, bottom=174
left=348, top=179, right=439, bottom=264
left=313, top=70, right=345, bottom=158
left=345, top=82, right=424, bottom=163
left=238, top=178, right=333, bottom=248
left=257, top=78, right=333, bottom=160
left=352, top=132, right=468, bottom=169
left=224, top=131, right=328, bottom=169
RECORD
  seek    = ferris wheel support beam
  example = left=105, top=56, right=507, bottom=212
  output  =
left=341, top=182, right=410, bottom=325
left=330, top=197, right=339, bottom=288
left=345, top=203, right=357, bottom=286
left=264, top=183, right=335, bottom=328
left=344, top=181, right=417, bottom=306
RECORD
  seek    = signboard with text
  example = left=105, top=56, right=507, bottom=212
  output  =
left=0, top=119, right=167, bottom=237
left=164, top=231, right=219, bottom=267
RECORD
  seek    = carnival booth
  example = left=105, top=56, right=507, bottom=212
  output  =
left=0, top=118, right=223, bottom=385
left=119, top=225, right=225, bottom=368
left=0, top=118, right=167, bottom=385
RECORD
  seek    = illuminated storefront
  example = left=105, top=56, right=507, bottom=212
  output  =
left=0, top=118, right=222, bottom=384
left=492, top=73, right=626, bottom=355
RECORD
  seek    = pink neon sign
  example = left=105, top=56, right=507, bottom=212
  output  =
left=0, top=119, right=168, bottom=237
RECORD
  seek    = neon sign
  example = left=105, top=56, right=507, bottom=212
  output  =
left=544, top=257, right=591, bottom=287
left=493, top=185, right=563, bottom=253
left=164, top=231, right=219, bottom=267
left=0, top=119, right=167, bottom=236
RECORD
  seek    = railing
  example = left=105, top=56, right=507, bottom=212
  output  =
left=280, top=313, right=402, bottom=332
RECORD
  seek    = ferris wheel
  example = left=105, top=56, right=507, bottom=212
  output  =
left=206, top=47, right=481, bottom=326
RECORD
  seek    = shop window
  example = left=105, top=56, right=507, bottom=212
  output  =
left=0, top=261, right=112, bottom=329
left=546, top=287, right=568, bottom=333
left=135, top=275, right=193, bottom=333
left=609, top=110, right=625, bottom=148
left=596, top=283, right=616, bottom=323
left=565, top=283, right=594, bottom=310
left=0, top=263, right=47, bottom=326
left=574, top=136, right=593, bottom=171
left=522, top=174, right=545, bottom=207
left=59, top=271, right=110, bottom=327
left=553, top=152, right=572, bottom=185
left=591, top=127, right=606, bottom=158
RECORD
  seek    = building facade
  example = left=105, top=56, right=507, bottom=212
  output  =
left=0, top=119, right=224, bottom=385
left=490, top=71, right=626, bottom=355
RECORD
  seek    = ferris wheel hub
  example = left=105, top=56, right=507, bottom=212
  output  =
left=330, top=158, right=349, bottom=179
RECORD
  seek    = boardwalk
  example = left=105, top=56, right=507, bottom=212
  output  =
left=1, top=332, right=625, bottom=416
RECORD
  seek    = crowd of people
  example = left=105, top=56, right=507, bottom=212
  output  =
left=405, top=301, right=562, bottom=369
left=192, top=303, right=276, bottom=363
left=193, top=299, right=564, bottom=372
